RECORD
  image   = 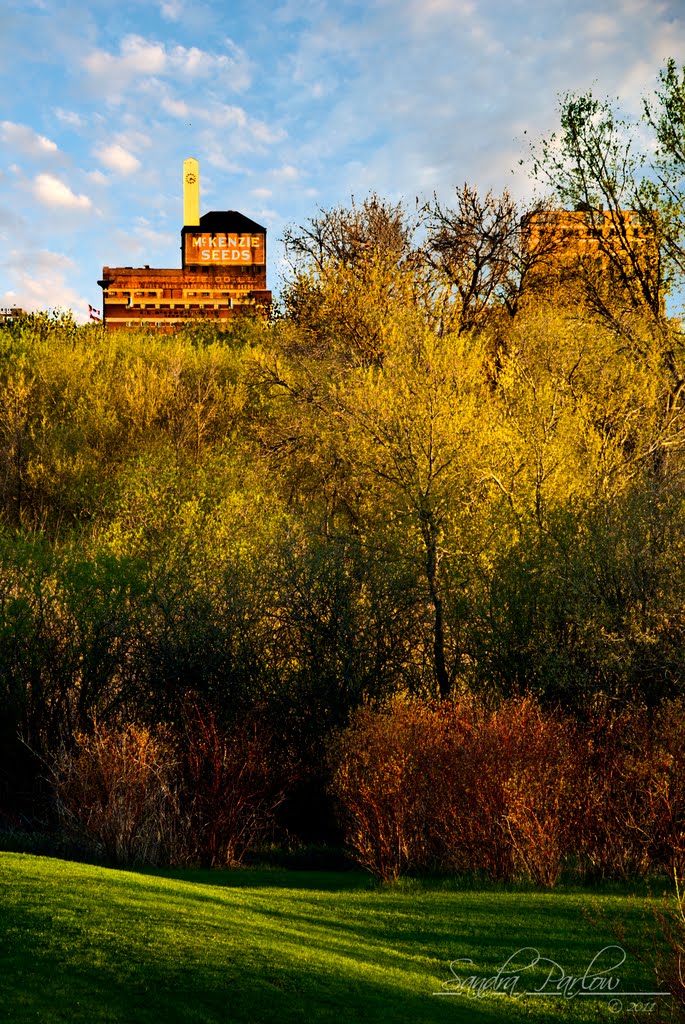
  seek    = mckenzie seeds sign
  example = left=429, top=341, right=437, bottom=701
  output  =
left=184, top=232, right=265, bottom=266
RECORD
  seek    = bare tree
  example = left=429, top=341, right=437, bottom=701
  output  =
left=283, top=194, right=414, bottom=274
left=424, top=185, right=558, bottom=334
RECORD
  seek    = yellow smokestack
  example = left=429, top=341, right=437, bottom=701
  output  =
left=183, top=158, right=200, bottom=227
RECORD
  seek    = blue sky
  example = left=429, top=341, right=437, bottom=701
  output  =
left=1, top=0, right=684, bottom=321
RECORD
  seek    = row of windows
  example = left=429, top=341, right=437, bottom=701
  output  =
left=119, top=300, right=236, bottom=310
left=105, top=288, right=255, bottom=301
left=106, top=301, right=276, bottom=318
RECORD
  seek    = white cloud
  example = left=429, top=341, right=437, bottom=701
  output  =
left=161, top=94, right=191, bottom=118
left=133, top=217, right=176, bottom=248
left=160, top=0, right=183, bottom=18
left=199, top=105, right=285, bottom=166
left=212, top=104, right=284, bottom=143
left=87, top=170, right=110, bottom=186
left=584, top=13, right=621, bottom=38
left=33, top=174, right=92, bottom=210
left=170, top=45, right=205, bottom=76
left=82, top=34, right=251, bottom=97
left=254, top=208, right=280, bottom=225
left=251, top=187, right=273, bottom=200
left=403, top=0, right=476, bottom=17
left=212, top=104, right=251, bottom=129
left=54, top=108, right=86, bottom=130
left=272, top=165, right=301, bottom=181
left=0, top=249, right=90, bottom=320
left=83, top=35, right=166, bottom=82
left=0, top=121, right=59, bottom=158
left=251, top=120, right=286, bottom=146
left=94, top=143, right=141, bottom=176
left=168, top=41, right=250, bottom=87
left=110, top=222, right=176, bottom=261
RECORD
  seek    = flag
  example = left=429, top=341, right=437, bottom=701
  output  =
left=89, top=304, right=101, bottom=322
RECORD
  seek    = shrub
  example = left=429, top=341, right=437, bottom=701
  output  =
left=176, top=703, right=288, bottom=867
left=644, top=873, right=685, bottom=1022
left=574, top=700, right=685, bottom=881
left=651, top=700, right=685, bottom=876
left=429, top=697, right=579, bottom=884
left=52, top=710, right=290, bottom=868
left=328, top=694, right=580, bottom=884
left=53, top=722, right=178, bottom=865
left=327, top=697, right=437, bottom=881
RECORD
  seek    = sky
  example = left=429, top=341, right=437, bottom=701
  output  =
left=1, top=0, right=684, bottom=321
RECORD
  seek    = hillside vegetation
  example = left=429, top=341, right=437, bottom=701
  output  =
left=3, top=63, right=685, bottom=883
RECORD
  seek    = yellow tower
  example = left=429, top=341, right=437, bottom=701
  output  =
left=183, top=158, right=200, bottom=227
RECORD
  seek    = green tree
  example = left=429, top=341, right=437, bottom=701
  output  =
left=644, top=58, right=685, bottom=286
left=281, top=195, right=424, bottom=367
left=530, top=89, right=667, bottom=330
left=258, top=296, right=501, bottom=698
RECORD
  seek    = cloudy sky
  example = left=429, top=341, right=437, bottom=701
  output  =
left=1, top=0, right=684, bottom=320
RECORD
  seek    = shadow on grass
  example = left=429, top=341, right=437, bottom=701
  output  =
left=139, top=864, right=374, bottom=891
left=0, top=865, right=508, bottom=1024
left=138, top=862, right=662, bottom=898
left=0, top=854, right=662, bottom=1024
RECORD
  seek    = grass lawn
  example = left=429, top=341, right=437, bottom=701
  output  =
left=0, top=852, right=671, bottom=1023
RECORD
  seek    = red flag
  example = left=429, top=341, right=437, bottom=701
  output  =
left=89, top=304, right=101, bottom=322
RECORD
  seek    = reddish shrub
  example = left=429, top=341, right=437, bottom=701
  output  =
left=52, top=708, right=290, bottom=868
left=176, top=703, right=288, bottom=867
left=328, top=694, right=581, bottom=884
left=327, top=696, right=438, bottom=881
left=572, top=700, right=685, bottom=880
left=53, top=722, right=178, bottom=864
left=430, top=698, right=580, bottom=884
left=651, top=700, right=685, bottom=876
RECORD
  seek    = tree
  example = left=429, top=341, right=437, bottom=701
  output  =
left=257, top=295, right=500, bottom=699
left=424, top=184, right=560, bottom=334
left=283, top=194, right=413, bottom=274
left=473, top=301, right=685, bottom=705
left=281, top=196, right=423, bottom=367
left=644, top=59, right=685, bottom=286
left=530, top=90, right=667, bottom=331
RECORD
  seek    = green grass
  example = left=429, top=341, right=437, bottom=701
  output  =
left=0, top=853, right=670, bottom=1023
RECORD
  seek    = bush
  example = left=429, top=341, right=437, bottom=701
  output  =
left=53, top=722, right=178, bottom=865
left=52, top=710, right=290, bottom=867
left=176, top=702, right=288, bottom=867
left=426, top=697, right=579, bottom=884
left=652, top=700, right=685, bottom=876
left=327, top=694, right=685, bottom=885
left=328, top=695, right=580, bottom=884
left=574, top=700, right=685, bottom=881
left=645, top=873, right=685, bottom=1022
left=486, top=701, right=579, bottom=886
left=326, top=697, right=435, bottom=881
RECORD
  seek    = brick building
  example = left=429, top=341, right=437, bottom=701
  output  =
left=521, top=206, right=660, bottom=305
left=0, top=307, right=25, bottom=323
left=98, top=160, right=271, bottom=330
